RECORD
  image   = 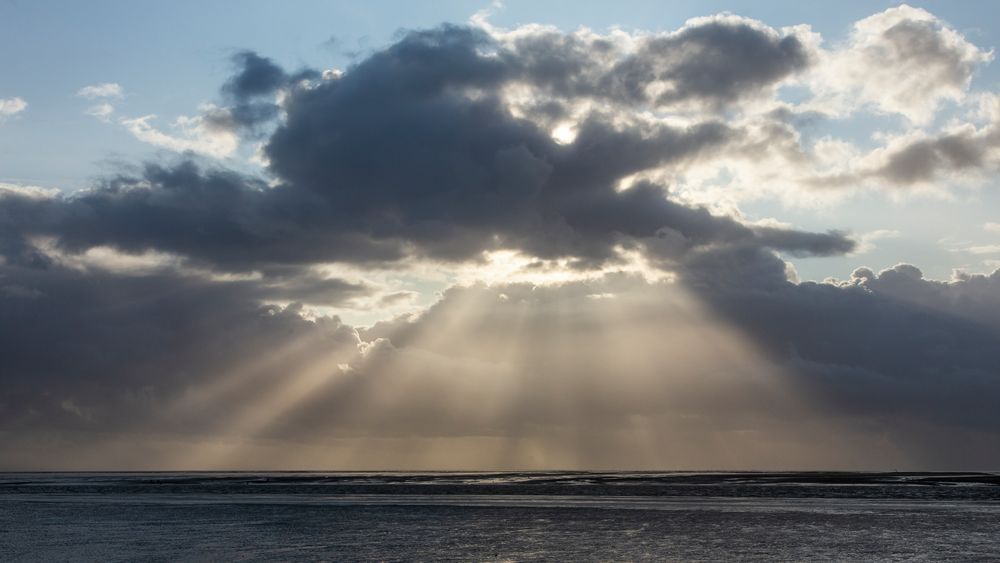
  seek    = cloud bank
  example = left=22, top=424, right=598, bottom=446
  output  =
left=1, top=5, right=998, bottom=470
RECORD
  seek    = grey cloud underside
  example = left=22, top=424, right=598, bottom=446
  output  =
left=810, top=124, right=1000, bottom=188
left=1, top=24, right=849, bottom=271
left=3, top=259, right=1000, bottom=468
left=877, top=127, right=1000, bottom=184
left=0, top=262, right=363, bottom=436
left=502, top=19, right=809, bottom=109
left=677, top=248, right=1000, bottom=467
left=216, top=51, right=320, bottom=131
left=224, top=51, right=290, bottom=100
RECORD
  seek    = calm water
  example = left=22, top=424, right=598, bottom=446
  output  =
left=2, top=472, right=999, bottom=561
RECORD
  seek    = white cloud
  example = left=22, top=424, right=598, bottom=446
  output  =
left=984, top=222, right=1000, bottom=234
left=965, top=244, right=1000, bottom=255
left=76, top=82, right=123, bottom=99
left=624, top=7, right=997, bottom=207
left=852, top=229, right=901, bottom=255
left=30, top=238, right=185, bottom=276
left=804, top=5, right=993, bottom=123
left=321, top=68, right=344, bottom=80
left=85, top=103, right=115, bottom=121
left=0, top=97, right=27, bottom=118
left=0, top=182, right=57, bottom=199
left=78, top=84, right=122, bottom=121
left=120, top=111, right=238, bottom=158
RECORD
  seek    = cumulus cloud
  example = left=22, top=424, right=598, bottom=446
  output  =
left=679, top=247, right=1000, bottom=463
left=0, top=262, right=364, bottom=458
left=807, top=117, right=1000, bottom=189
left=806, top=5, right=993, bottom=123
left=875, top=127, right=999, bottom=184
left=1, top=23, right=853, bottom=272
left=0, top=97, right=27, bottom=118
left=108, top=53, right=318, bottom=155
left=489, top=14, right=811, bottom=114
left=642, top=6, right=997, bottom=202
left=215, top=51, right=320, bottom=132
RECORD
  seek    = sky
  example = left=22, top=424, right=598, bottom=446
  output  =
left=1, top=1, right=999, bottom=470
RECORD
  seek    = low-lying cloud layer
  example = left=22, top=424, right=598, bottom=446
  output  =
left=1, top=5, right=998, bottom=469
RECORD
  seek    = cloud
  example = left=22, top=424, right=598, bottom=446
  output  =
left=120, top=111, right=239, bottom=158
left=377, top=290, right=418, bottom=307
left=874, top=127, right=999, bottom=184
left=0, top=97, right=27, bottom=118
left=224, top=51, right=289, bottom=100
left=703, top=91, right=1000, bottom=199
left=0, top=182, right=57, bottom=199
left=76, top=82, right=124, bottom=99
left=806, top=5, right=993, bottom=123
left=646, top=6, right=997, bottom=202
left=0, top=261, right=365, bottom=454
left=678, top=245, right=1000, bottom=465
left=851, top=229, right=900, bottom=255
left=259, top=24, right=846, bottom=266
left=492, top=14, right=811, bottom=112
left=1, top=23, right=853, bottom=273
left=85, top=103, right=115, bottom=121
left=218, top=51, right=319, bottom=132
left=807, top=118, right=1000, bottom=189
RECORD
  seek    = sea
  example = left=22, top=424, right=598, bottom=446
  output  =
left=2, top=471, right=999, bottom=561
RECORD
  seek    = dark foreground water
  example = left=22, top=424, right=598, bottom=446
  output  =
left=2, top=472, right=1000, bottom=561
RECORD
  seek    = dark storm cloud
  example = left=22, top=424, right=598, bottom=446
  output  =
left=680, top=244, right=1000, bottom=463
left=0, top=161, right=410, bottom=270
left=605, top=20, right=809, bottom=108
left=216, top=51, right=320, bottom=131
left=249, top=19, right=815, bottom=259
left=501, top=17, right=811, bottom=109
left=223, top=51, right=290, bottom=100
left=253, top=266, right=373, bottom=304
left=0, top=261, right=363, bottom=436
left=0, top=25, right=849, bottom=271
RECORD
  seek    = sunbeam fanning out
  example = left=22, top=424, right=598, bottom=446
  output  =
left=10, top=274, right=914, bottom=471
